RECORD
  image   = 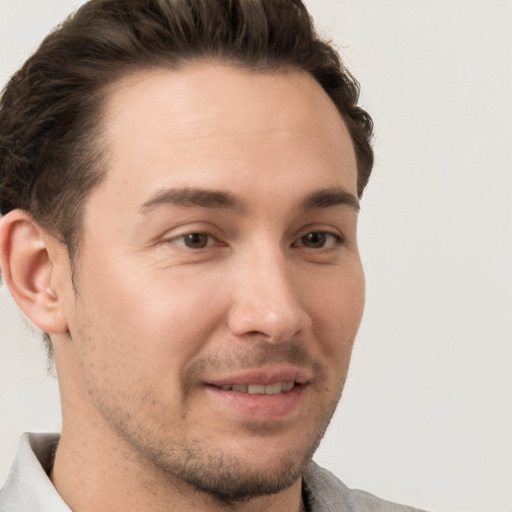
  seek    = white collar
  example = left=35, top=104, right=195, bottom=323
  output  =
left=0, top=432, right=69, bottom=511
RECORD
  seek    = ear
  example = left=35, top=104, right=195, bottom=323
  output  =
left=0, top=209, right=69, bottom=334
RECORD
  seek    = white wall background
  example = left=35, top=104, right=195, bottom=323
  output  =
left=0, top=1, right=511, bottom=511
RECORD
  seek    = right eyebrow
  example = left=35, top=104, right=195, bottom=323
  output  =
left=139, top=187, right=247, bottom=214
left=300, top=187, right=360, bottom=212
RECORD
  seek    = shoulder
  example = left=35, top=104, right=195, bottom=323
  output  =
left=303, top=461, right=428, bottom=512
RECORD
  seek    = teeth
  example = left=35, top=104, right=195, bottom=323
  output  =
left=219, top=381, right=295, bottom=395
left=264, top=382, right=283, bottom=395
left=248, top=384, right=266, bottom=394
left=282, top=381, right=295, bottom=392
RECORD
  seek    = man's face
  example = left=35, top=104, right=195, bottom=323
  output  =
left=59, top=64, right=364, bottom=500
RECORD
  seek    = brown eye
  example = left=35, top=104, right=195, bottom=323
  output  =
left=301, top=232, right=327, bottom=248
left=296, top=231, right=342, bottom=249
left=181, top=233, right=210, bottom=248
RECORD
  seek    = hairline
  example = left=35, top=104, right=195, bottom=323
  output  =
left=67, top=57, right=360, bottom=273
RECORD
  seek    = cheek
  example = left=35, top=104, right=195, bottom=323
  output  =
left=74, top=261, right=228, bottom=377
left=307, top=264, right=365, bottom=357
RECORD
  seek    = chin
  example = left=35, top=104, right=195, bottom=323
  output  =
left=166, top=447, right=310, bottom=504
left=132, top=424, right=321, bottom=504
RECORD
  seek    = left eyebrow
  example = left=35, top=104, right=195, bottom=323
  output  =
left=300, top=187, right=360, bottom=212
left=139, top=187, right=247, bottom=214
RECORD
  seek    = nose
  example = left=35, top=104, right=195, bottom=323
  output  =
left=227, top=248, right=311, bottom=343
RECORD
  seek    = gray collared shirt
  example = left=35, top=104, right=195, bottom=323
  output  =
left=0, top=433, right=427, bottom=512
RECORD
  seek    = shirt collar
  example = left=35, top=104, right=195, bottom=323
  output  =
left=0, top=432, right=70, bottom=511
left=1, top=432, right=341, bottom=512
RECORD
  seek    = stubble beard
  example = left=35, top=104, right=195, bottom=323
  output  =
left=115, top=383, right=343, bottom=503
left=118, top=395, right=343, bottom=505
left=81, top=340, right=347, bottom=505
left=144, top=435, right=315, bottom=504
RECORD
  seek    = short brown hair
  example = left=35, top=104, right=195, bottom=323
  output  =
left=0, top=0, right=373, bottom=242
left=0, top=0, right=373, bottom=361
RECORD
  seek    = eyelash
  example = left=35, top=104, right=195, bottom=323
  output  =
left=169, top=230, right=343, bottom=250
left=293, top=231, right=343, bottom=249
left=170, top=233, right=218, bottom=249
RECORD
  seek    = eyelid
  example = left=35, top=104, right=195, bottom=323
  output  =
left=166, top=232, right=219, bottom=247
left=293, top=230, right=344, bottom=248
left=157, top=220, right=222, bottom=241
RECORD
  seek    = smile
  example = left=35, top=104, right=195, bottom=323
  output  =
left=216, top=382, right=295, bottom=395
left=205, top=369, right=309, bottom=420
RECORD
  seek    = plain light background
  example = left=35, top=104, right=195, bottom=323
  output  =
left=0, top=1, right=511, bottom=511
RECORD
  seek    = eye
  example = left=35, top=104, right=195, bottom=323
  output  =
left=172, top=233, right=213, bottom=249
left=295, top=231, right=342, bottom=249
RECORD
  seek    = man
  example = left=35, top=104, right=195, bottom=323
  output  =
left=0, top=1, right=424, bottom=511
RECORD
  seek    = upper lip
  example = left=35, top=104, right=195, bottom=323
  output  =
left=205, top=366, right=312, bottom=387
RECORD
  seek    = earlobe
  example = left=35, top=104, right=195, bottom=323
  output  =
left=0, top=210, right=68, bottom=334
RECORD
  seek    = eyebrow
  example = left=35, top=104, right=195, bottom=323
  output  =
left=139, top=185, right=359, bottom=214
left=300, top=187, right=360, bottom=212
left=140, top=187, right=247, bottom=214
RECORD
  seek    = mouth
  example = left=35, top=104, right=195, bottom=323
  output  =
left=213, top=381, right=296, bottom=395
left=204, top=368, right=310, bottom=421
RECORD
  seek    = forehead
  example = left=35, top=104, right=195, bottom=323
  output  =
left=104, top=63, right=349, bottom=136
left=91, top=63, right=357, bottom=213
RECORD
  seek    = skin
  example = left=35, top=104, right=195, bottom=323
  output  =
left=1, top=63, right=364, bottom=512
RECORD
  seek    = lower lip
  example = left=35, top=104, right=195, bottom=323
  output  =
left=205, top=384, right=305, bottom=422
